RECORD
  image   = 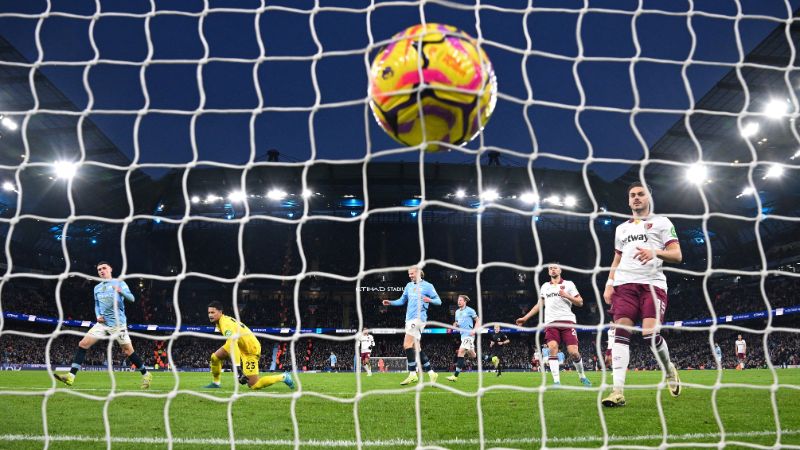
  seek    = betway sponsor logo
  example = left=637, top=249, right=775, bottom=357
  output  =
left=621, top=234, right=648, bottom=245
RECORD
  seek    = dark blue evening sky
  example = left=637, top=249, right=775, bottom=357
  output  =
left=1, top=0, right=798, bottom=179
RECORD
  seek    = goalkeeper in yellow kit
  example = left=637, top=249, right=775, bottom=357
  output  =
left=203, top=301, right=295, bottom=390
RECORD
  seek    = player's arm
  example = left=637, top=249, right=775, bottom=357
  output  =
left=634, top=221, right=682, bottom=264
left=471, top=314, right=481, bottom=336
left=515, top=299, right=541, bottom=326
left=383, top=285, right=409, bottom=306
left=116, top=281, right=135, bottom=302
left=501, top=334, right=510, bottom=345
left=635, top=241, right=682, bottom=264
left=603, top=251, right=623, bottom=305
left=422, top=285, right=441, bottom=305
left=94, top=291, right=105, bottom=323
left=559, top=283, right=583, bottom=307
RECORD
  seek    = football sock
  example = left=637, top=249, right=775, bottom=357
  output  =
left=548, top=357, right=560, bottom=383
left=613, top=328, right=631, bottom=391
left=210, top=353, right=222, bottom=384
left=572, top=355, right=586, bottom=378
left=420, top=351, right=433, bottom=373
left=454, top=356, right=465, bottom=377
left=405, top=348, right=417, bottom=373
left=250, top=374, right=284, bottom=390
left=128, top=352, right=148, bottom=375
left=70, top=347, right=87, bottom=376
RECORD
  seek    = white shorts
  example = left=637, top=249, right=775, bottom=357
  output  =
left=88, top=323, right=132, bottom=345
left=459, top=336, right=475, bottom=351
left=404, top=319, right=426, bottom=340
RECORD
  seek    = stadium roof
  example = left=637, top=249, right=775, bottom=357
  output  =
left=0, top=35, right=151, bottom=218
left=617, top=14, right=800, bottom=218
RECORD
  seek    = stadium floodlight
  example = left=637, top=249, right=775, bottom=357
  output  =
left=480, top=189, right=499, bottom=201
left=564, top=195, right=577, bottom=207
left=205, top=194, right=219, bottom=203
left=544, top=195, right=560, bottom=205
left=228, top=190, right=246, bottom=202
left=685, top=163, right=708, bottom=184
left=763, top=165, right=784, bottom=179
left=455, top=189, right=466, bottom=199
left=190, top=196, right=200, bottom=204
left=301, top=189, right=313, bottom=199
left=1, top=116, right=17, bottom=131
left=53, top=161, right=77, bottom=180
left=267, top=188, right=287, bottom=200
left=736, top=187, right=755, bottom=199
left=740, top=122, right=759, bottom=138
left=764, top=99, right=789, bottom=119
left=2, top=181, right=14, bottom=192
left=520, top=192, right=539, bottom=204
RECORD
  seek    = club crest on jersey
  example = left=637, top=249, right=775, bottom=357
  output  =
left=645, top=223, right=653, bottom=230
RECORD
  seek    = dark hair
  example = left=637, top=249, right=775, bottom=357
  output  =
left=207, top=301, right=224, bottom=312
left=96, top=261, right=112, bottom=268
left=627, top=181, right=648, bottom=195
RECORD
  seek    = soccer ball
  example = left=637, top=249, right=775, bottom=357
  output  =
left=369, top=24, right=498, bottom=151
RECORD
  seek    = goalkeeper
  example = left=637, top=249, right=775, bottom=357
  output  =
left=203, top=301, right=295, bottom=390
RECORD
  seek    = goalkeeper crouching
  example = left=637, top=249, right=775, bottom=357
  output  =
left=204, top=301, right=295, bottom=390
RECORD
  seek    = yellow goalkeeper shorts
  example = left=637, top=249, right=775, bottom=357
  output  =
left=240, top=353, right=260, bottom=377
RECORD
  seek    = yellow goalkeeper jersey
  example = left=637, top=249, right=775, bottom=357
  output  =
left=216, top=315, right=260, bottom=355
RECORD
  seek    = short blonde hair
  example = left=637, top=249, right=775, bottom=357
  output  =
left=408, top=266, right=424, bottom=278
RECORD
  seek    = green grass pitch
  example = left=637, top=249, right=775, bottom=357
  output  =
left=0, top=369, right=798, bottom=449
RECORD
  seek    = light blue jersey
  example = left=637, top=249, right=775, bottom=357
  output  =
left=542, top=348, right=550, bottom=359
left=557, top=352, right=565, bottom=363
left=714, top=345, right=722, bottom=360
left=455, top=306, right=478, bottom=338
left=93, top=280, right=135, bottom=327
left=388, top=280, right=442, bottom=322
left=330, top=354, right=337, bottom=365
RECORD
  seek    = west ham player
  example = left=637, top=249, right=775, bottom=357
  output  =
left=447, top=295, right=480, bottom=382
left=602, top=182, right=682, bottom=407
left=358, top=328, right=376, bottom=376
left=735, top=335, right=747, bottom=369
left=489, top=325, right=510, bottom=376
left=605, top=321, right=616, bottom=368
left=516, top=263, right=591, bottom=386
left=382, top=266, right=442, bottom=385
left=54, top=261, right=152, bottom=389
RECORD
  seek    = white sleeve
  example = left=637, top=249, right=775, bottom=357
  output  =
left=660, top=217, right=679, bottom=248
left=567, top=281, right=580, bottom=298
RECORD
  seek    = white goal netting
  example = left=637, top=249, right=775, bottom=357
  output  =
left=0, top=0, right=799, bottom=449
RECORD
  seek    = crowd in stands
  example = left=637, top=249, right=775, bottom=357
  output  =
left=2, top=319, right=798, bottom=373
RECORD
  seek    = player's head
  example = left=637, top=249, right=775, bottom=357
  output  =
left=494, top=324, right=500, bottom=333
left=457, top=294, right=469, bottom=308
left=96, top=261, right=113, bottom=279
left=547, top=263, right=561, bottom=279
left=738, top=334, right=742, bottom=340
left=207, top=301, right=224, bottom=324
left=407, top=266, right=424, bottom=282
left=627, top=182, right=651, bottom=216
left=362, top=328, right=369, bottom=335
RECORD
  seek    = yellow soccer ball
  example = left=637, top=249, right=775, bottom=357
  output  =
left=369, top=24, right=498, bottom=151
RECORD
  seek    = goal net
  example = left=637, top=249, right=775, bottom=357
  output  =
left=0, top=0, right=798, bottom=449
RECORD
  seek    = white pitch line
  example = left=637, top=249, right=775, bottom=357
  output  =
left=2, top=429, right=798, bottom=447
